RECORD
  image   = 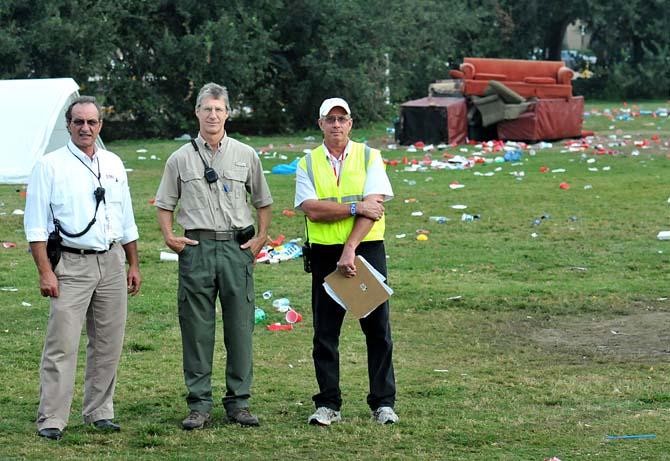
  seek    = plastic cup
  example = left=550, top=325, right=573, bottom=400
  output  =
left=285, top=309, right=302, bottom=324
left=160, top=251, right=178, bottom=261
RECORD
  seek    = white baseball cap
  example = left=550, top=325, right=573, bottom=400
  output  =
left=319, top=98, right=351, bottom=118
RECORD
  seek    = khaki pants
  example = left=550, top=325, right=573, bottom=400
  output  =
left=36, top=244, right=127, bottom=431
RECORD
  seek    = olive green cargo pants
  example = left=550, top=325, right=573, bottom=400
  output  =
left=177, top=239, right=255, bottom=414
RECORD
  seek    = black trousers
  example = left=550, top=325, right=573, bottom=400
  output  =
left=310, top=240, right=396, bottom=411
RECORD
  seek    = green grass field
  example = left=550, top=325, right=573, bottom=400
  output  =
left=1, top=101, right=669, bottom=460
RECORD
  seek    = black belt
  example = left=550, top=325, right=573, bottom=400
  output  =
left=185, top=227, right=252, bottom=242
left=60, top=243, right=114, bottom=255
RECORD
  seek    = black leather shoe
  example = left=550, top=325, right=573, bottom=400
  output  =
left=38, top=428, right=62, bottom=440
left=93, top=419, right=121, bottom=431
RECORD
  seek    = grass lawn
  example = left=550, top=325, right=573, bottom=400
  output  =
left=0, top=100, right=669, bottom=460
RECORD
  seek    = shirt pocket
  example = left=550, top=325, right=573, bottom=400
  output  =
left=102, top=179, right=123, bottom=204
left=180, top=169, right=208, bottom=211
left=222, top=164, right=248, bottom=209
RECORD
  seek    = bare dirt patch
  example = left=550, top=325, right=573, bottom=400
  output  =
left=530, top=311, right=670, bottom=362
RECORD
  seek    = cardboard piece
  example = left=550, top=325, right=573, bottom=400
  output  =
left=323, top=255, right=393, bottom=319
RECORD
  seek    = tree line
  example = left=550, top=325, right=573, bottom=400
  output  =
left=1, top=0, right=668, bottom=138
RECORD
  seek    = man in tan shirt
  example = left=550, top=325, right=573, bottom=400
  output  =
left=155, top=82, right=272, bottom=429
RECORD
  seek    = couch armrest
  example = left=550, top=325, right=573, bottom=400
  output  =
left=557, top=66, right=574, bottom=84
left=460, top=62, right=475, bottom=79
left=449, top=69, right=464, bottom=79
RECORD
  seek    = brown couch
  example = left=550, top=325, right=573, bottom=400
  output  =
left=449, top=57, right=574, bottom=99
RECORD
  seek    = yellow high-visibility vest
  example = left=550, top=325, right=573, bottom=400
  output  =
left=298, top=142, right=385, bottom=245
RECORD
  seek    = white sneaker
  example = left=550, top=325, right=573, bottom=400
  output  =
left=308, top=407, right=342, bottom=426
left=372, top=406, right=398, bottom=424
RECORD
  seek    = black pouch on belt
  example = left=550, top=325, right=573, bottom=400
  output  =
left=46, top=230, right=62, bottom=270
left=236, top=225, right=256, bottom=245
left=302, top=241, right=312, bottom=273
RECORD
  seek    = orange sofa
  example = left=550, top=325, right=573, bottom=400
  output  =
left=449, top=57, right=574, bottom=99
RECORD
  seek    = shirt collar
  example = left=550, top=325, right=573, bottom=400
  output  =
left=197, top=132, right=226, bottom=151
left=67, top=140, right=98, bottom=162
left=323, top=140, right=351, bottom=161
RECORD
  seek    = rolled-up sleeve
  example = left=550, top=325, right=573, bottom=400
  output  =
left=120, top=169, right=139, bottom=245
left=155, top=156, right=180, bottom=211
left=248, top=153, right=273, bottom=209
left=24, top=160, right=52, bottom=242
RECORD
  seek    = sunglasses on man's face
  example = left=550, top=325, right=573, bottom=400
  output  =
left=71, top=119, right=100, bottom=127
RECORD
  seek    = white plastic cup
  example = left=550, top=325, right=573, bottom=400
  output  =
left=160, top=251, right=178, bottom=261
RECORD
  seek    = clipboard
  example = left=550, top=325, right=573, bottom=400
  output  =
left=323, top=255, right=393, bottom=319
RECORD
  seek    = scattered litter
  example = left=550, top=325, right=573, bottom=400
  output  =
left=416, top=234, right=428, bottom=241
left=429, top=216, right=448, bottom=224
left=0, top=287, right=18, bottom=292
left=433, top=369, right=449, bottom=373
left=570, top=267, right=588, bottom=271
left=411, top=211, right=423, bottom=217
left=136, top=148, right=148, bottom=153
left=451, top=204, right=467, bottom=210
left=447, top=296, right=462, bottom=301
left=282, top=209, right=297, bottom=217
left=559, top=182, right=570, bottom=190
left=12, top=209, right=24, bottom=215
left=606, top=434, right=656, bottom=440
left=21, top=301, right=31, bottom=307
left=272, top=298, right=291, bottom=313
left=159, top=251, right=178, bottom=262
left=262, top=290, right=272, bottom=300
left=285, top=309, right=302, bottom=324
left=449, top=182, right=464, bottom=190
left=531, top=232, right=539, bottom=238
left=303, top=136, right=315, bottom=141
left=2, top=242, right=16, bottom=248
left=254, top=307, right=266, bottom=324
left=267, top=323, right=293, bottom=331
left=395, top=234, right=406, bottom=239
left=584, top=184, right=593, bottom=190
left=256, top=242, right=302, bottom=264
left=552, top=168, right=566, bottom=173
left=461, top=213, right=480, bottom=222
left=657, top=231, right=670, bottom=240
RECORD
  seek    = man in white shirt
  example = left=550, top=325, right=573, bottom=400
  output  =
left=295, top=98, right=398, bottom=426
left=24, top=96, right=141, bottom=441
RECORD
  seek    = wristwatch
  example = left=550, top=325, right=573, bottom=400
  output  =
left=350, top=202, right=357, bottom=216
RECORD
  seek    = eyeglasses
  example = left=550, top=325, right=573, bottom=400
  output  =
left=71, top=118, right=100, bottom=127
left=322, top=115, right=351, bottom=124
left=199, top=106, right=226, bottom=115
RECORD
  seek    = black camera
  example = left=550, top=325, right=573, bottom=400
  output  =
left=302, top=242, right=312, bottom=273
left=204, top=167, right=219, bottom=184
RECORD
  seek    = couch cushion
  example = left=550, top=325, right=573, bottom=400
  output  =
left=474, top=72, right=507, bottom=81
left=523, top=76, right=556, bottom=84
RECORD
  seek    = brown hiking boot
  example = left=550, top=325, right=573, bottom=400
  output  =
left=227, top=408, right=259, bottom=427
left=182, top=410, right=211, bottom=430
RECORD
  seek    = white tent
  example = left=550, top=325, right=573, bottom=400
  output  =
left=0, top=78, right=104, bottom=184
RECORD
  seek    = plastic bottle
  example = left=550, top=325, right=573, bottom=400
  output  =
left=254, top=307, right=266, bottom=324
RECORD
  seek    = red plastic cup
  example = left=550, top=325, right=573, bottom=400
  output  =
left=285, top=309, right=302, bottom=324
